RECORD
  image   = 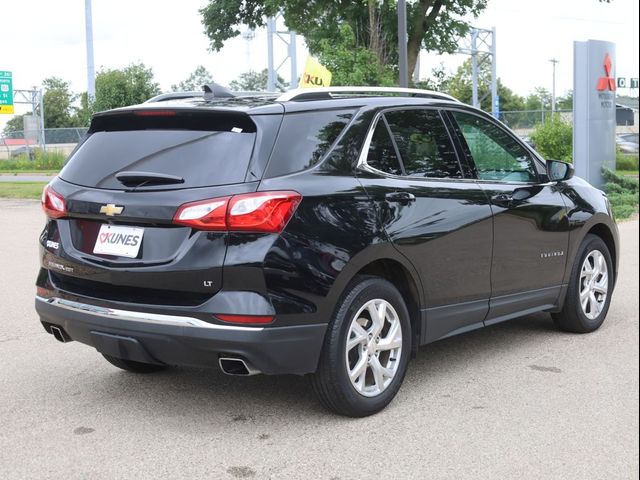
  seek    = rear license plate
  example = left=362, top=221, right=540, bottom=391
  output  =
left=93, top=224, right=144, bottom=258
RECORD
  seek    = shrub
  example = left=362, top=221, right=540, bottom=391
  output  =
left=530, top=115, right=573, bottom=161
left=616, top=151, right=639, bottom=171
left=602, top=168, right=639, bottom=220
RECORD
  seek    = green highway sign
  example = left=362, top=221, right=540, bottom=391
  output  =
left=0, top=71, right=13, bottom=114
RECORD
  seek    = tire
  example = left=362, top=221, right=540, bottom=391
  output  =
left=101, top=354, right=168, bottom=374
left=311, top=275, right=411, bottom=417
left=552, top=234, right=614, bottom=333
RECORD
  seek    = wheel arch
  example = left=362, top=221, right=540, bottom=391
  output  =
left=563, top=213, right=619, bottom=286
left=587, top=223, right=617, bottom=279
left=327, top=250, right=424, bottom=357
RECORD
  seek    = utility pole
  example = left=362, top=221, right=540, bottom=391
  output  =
left=397, top=0, right=408, bottom=88
left=550, top=58, right=559, bottom=113
left=85, top=0, right=95, bottom=98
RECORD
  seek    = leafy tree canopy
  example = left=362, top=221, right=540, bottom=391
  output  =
left=443, top=58, right=525, bottom=112
left=229, top=68, right=287, bottom=91
left=2, top=114, right=26, bottom=137
left=315, top=24, right=396, bottom=87
left=42, top=77, right=76, bottom=129
left=93, top=63, right=160, bottom=112
left=201, top=0, right=488, bottom=80
left=171, top=65, right=214, bottom=91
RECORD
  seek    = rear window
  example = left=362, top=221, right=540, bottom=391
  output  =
left=265, top=109, right=354, bottom=177
left=60, top=113, right=257, bottom=190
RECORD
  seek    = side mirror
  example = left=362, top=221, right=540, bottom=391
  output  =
left=547, top=159, right=574, bottom=182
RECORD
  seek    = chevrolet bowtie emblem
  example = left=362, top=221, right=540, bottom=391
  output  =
left=99, top=204, right=124, bottom=216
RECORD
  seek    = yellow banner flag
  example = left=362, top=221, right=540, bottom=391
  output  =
left=300, top=56, right=332, bottom=88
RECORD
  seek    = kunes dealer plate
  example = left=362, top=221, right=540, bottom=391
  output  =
left=93, top=224, right=144, bottom=258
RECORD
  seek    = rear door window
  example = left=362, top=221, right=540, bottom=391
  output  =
left=60, top=114, right=257, bottom=190
left=265, top=109, right=354, bottom=177
left=366, top=120, right=403, bottom=175
left=384, top=109, right=463, bottom=178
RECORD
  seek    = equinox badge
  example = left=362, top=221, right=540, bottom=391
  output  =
left=99, top=204, right=124, bottom=216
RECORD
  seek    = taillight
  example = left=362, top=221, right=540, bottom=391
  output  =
left=41, top=185, right=66, bottom=219
left=173, top=191, right=301, bottom=233
left=215, top=314, right=274, bottom=325
left=173, top=196, right=230, bottom=230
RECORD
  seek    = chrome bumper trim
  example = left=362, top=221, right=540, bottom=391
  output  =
left=36, top=296, right=265, bottom=332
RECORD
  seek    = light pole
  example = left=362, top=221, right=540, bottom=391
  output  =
left=398, top=0, right=408, bottom=88
left=550, top=58, right=559, bottom=113
left=85, top=0, right=95, bottom=99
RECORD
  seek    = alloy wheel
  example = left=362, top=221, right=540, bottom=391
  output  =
left=345, top=299, right=403, bottom=397
left=579, top=250, right=609, bottom=320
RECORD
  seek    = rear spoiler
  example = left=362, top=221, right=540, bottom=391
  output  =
left=88, top=108, right=257, bottom=134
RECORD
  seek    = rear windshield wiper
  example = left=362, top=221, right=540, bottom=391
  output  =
left=115, top=171, right=185, bottom=187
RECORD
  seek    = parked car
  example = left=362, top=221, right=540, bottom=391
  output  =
left=616, top=133, right=639, bottom=154
left=36, top=86, right=619, bottom=416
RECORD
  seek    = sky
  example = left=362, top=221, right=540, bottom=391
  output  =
left=1, top=0, right=639, bottom=131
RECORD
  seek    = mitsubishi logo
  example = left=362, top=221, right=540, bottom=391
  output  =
left=596, top=53, right=616, bottom=91
left=99, top=204, right=124, bottom=216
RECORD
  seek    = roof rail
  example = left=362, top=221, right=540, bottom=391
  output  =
left=276, top=87, right=459, bottom=103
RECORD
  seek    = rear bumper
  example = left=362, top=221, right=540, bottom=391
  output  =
left=35, top=296, right=326, bottom=375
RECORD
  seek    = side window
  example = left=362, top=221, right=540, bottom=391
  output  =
left=266, top=109, right=354, bottom=178
left=366, top=119, right=403, bottom=175
left=451, top=111, right=538, bottom=183
left=384, top=110, right=462, bottom=178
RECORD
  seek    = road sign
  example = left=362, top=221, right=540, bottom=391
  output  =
left=617, top=77, right=627, bottom=88
left=631, top=78, right=639, bottom=89
left=0, top=71, right=13, bottom=114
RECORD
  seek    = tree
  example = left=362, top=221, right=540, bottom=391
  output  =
left=93, top=63, right=160, bottom=112
left=315, top=25, right=395, bottom=87
left=229, top=68, right=288, bottom=91
left=414, top=63, right=451, bottom=92
left=445, top=58, right=525, bottom=112
left=42, top=77, right=76, bottom=129
left=524, top=87, right=552, bottom=111
left=200, top=0, right=488, bottom=81
left=2, top=114, right=26, bottom=137
left=72, top=92, right=92, bottom=127
left=557, top=90, right=573, bottom=110
left=171, top=65, right=214, bottom=91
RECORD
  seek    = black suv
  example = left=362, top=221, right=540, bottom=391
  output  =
left=36, top=87, right=619, bottom=416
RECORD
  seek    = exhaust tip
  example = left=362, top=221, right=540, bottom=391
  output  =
left=49, top=325, right=67, bottom=343
left=219, top=357, right=261, bottom=376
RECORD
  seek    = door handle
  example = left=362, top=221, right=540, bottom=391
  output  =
left=491, top=188, right=533, bottom=208
left=385, top=192, right=416, bottom=204
left=491, top=193, right=513, bottom=207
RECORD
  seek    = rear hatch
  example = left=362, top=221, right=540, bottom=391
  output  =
left=42, top=107, right=280, bottom=306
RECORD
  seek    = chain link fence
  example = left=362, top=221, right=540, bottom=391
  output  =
left=2, top=127, right=89, bottom=144
left=498, top=110, right=573, bottom=131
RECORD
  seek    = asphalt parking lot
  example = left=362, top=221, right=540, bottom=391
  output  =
left=0, top=199, right=637, bottom=479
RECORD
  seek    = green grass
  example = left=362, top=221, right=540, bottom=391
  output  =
left=0, top=170, right=58, bottom=175
left=0, top=182, right=47, bottom=199
left=0, top=151, right=66, bottom=172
